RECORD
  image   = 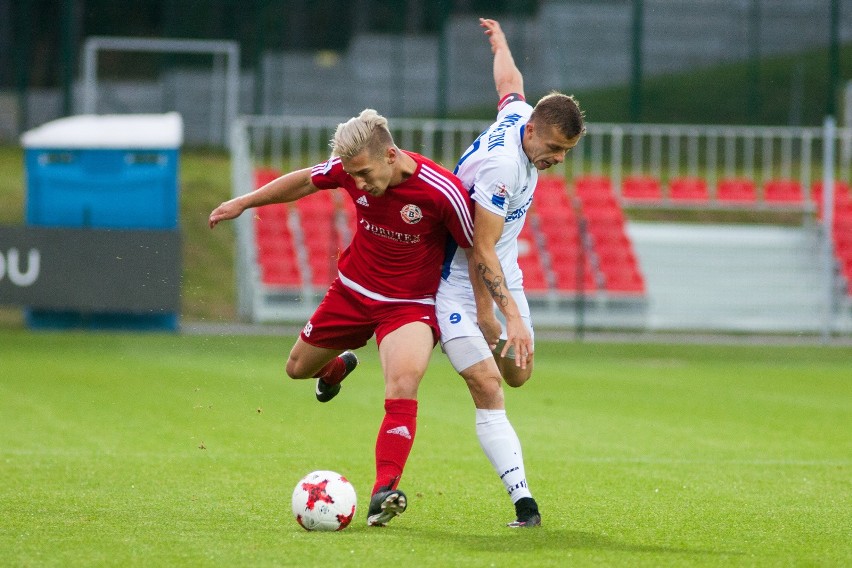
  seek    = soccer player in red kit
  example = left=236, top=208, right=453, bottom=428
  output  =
left=209, top=108, right=474, bottom=527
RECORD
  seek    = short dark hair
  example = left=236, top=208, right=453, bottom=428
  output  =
left=530, top=92, right=585, bottom=139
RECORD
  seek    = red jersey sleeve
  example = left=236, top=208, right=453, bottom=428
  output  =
left=310, top=157, right=348, bottom=189
left=417, top=161, right=474, bottom=249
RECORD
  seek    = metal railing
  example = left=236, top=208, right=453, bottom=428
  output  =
left=231, top=115, right=852, bottom=333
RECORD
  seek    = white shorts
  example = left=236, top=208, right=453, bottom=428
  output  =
left=436, top=279, right=534, bottom=372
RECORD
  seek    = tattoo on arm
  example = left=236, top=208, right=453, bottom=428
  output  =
left=477, top=263, right=509, bottom=307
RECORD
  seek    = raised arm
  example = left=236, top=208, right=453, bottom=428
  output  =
left=479, top=18, right=524, bottom=100
left=208, top=167, right=319, bottom=228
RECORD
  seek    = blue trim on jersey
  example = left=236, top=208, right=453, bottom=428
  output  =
left=441, top=236, right=460, bottom=280
left=491, top=194, right=506, bottom=208
left=455, top=129, right=487, bottom=174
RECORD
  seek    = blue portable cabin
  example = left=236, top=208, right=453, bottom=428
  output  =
left=21, top=113, right=183, bottom=330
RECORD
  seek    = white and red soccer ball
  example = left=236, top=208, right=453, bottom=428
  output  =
left=291, top=470, right=357, bottom=531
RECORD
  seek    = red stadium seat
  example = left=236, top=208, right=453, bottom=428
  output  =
left=555, top=264, right=597, bottom=292
left=622, top=175, right=663, bottom=201
left=763, top=179, right=803, bottom=204
left=582, top=202, right=625, bottom=224
left=254, top=168, right=281, bottom=188
left=813, top=181, right=852, bottom=218
left=669, top=177, right=709, bottom=202
left=260, top=258, right=301, bottom=287
left=574, top=175, right=612, bottom=193
left=574, top=175, right=615, bottom=207
left=602, top=267, right=646, bottom=293
left=717, top=178, right=757, bottom=203
left=517, top=230, right=549, bottom=292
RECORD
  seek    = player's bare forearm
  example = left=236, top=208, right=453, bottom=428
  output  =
left=476, top=261, right=509, bottom=308
left=471, top=203, right=519, bottom=317
left=208, top=168, right=317, bottom=228
left=474, top=255, right=531, bottom=367
left=466, top=249, right=501, bottom=348
left=479, top=18, right=524, bottom=99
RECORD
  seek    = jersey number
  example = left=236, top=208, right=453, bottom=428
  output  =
left=454, top=128, right=488, bottom=173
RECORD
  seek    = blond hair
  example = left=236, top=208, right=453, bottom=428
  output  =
left=331, top=109, right=395, bottom=159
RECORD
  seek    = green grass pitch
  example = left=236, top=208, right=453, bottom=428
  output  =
left=1, top=329, right=850, bottom=567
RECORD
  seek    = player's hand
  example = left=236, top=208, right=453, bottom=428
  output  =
left=477, top=313, right=502, bottom=351
left=208, top=199, right=245, bottom=228
left=479, top=18, right=508, bottom=54
left=501, top=315, right=533, bottom=369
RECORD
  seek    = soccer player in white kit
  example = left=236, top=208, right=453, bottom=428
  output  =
left=437, top=18, right=585, bottom=527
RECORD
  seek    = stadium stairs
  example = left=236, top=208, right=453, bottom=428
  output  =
left=248, top=169, right=851, bottom=332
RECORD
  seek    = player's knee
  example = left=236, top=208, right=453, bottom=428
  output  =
left=285, top=357, right=309, bottom=380
left=462, top=371, right=503, bottom=407
left=504, top=369, right=532, bottom=388
left=385, top=371, right=423, bottom=399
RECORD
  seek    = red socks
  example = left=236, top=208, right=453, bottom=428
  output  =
left=313, top=356, right=346, bottom=385
left=372, top=398, right=417, bottom=496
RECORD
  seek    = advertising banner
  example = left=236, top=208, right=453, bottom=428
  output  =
left=0, top=226, right=181, bottom=312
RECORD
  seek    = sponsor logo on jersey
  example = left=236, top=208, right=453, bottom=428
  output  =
left=400, top=204, right=423, bottom=224
left=491, top=182, right=508, bottom=208
left=505, top=195, right=534, bottom=222
left=360, top=219, right=421, bottom=244
left=356, top=195, right=369, bottom=207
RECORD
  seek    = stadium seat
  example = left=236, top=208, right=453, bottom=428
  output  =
left=813, top=180, right=852, bottom=217
left=834, top=219, right=852, bottom=252
left=550, top=254, right=597, bottom=292
left=516, top=229, right=549, bottom=292
left=574, top=175, right=614, bottom=206
left=255, top=202, right=290, bottom=223
left=518, top=260, right=549, bottom=291
left=594, top=234, right=634, bottom=260
left=763, top=179, right=803, bottom=204
left=582, top=202, right=625, bottom=224
left=622, top=175, right=663, bottom=201
left=716, top=178, right=757, bottom=203
left=601, top=267, right=646, bottom=294
left=668, top=177, right=709, bottom=202
left=536, top=175, right=571, bottom=203
left=260, top=259, right=301, bottom=287
left=586, top=219, right=627, bottom=245
left=254, top=168, right=281, bottom=189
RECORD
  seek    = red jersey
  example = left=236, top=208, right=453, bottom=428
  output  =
left=310, top=151, right=474, bottom=303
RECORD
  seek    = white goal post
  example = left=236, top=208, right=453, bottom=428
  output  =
left=80, top=36, right=240, bottom=142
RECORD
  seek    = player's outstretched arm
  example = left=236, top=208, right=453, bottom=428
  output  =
left=479, top=18, right=524, bottom=100
left=208, top=167, right=318, bottom=228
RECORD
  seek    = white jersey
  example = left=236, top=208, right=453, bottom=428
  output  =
left=441, top=95, right=537, bottom=290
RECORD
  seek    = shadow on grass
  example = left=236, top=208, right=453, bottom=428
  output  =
left=406, top=527, right=741, bottom=558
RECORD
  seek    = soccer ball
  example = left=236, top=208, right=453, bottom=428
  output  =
left=291, top=470, right=357, bottom=531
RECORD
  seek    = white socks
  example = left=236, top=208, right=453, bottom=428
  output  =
left=475, top=408, right=532, bottom=503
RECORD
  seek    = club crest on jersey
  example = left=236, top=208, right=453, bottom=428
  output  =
left=491, top=182, right=508, bottom=208
left=400, top=204, right=423, bottom=224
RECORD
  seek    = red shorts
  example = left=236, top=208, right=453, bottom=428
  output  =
left=299, top=279, right=440, bottom=350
